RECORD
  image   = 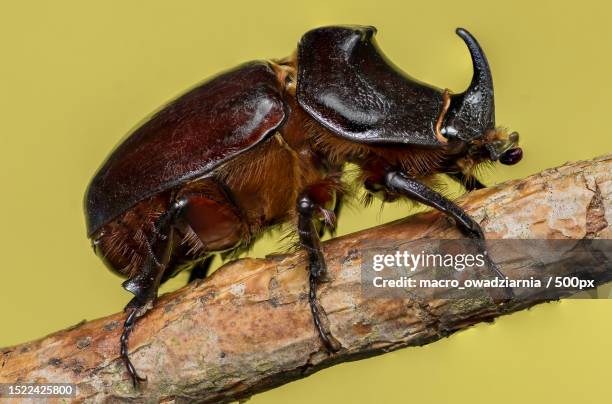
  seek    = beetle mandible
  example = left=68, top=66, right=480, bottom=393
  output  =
left=84, top=25, right=522, bottom=386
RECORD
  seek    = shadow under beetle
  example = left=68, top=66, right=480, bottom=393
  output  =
left=84, top=25, right=522, bottom=386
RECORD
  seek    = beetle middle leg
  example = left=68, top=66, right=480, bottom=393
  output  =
left=120, top=197, right=187, bottom=387
left=383, top=171, right=512, bottom=298
left=296, top=190, right=340, bottom=352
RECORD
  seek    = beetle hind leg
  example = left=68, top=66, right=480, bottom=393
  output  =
left=120, top=260, right=163, bottom=387
left=119, top=197, right=187, bottom=387
left=120, top=300, right=149, bottom=386
left=296, top=191, right=340, bottom=352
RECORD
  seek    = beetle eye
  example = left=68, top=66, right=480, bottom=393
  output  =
left=499, top=147, right=523, bottom=165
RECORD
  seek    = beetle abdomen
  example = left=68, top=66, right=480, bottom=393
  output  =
left=92, top=193, right=169, bottom=277
left=93, top=177, right=249, bottom=277
left=92, top=130, right=335, bottom=278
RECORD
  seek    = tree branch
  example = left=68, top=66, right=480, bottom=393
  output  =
left=1, top=155, right=611, bottom=403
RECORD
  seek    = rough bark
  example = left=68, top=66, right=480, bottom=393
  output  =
left=1, top=155, right=611, bottom=403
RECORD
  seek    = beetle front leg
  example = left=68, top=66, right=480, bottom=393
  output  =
left=296, top=193, right=339, bottom=352
left=120, top=197, right=187, bottom=387
left=384, top=171, right=511, bottom=297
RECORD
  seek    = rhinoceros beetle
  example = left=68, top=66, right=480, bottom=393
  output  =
left=84, top=25, right=521, bottom=386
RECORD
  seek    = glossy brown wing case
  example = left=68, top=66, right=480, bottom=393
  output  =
left=84, top=61, right=286, bottom=236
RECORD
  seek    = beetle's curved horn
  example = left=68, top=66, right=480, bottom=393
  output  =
left=444, top=28, right=495, bottom=141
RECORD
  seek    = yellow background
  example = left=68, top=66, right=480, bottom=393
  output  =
left=1, top=1, right=611, bottom=403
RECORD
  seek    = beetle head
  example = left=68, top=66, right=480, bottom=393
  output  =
left=459, top=128, right=522, bottom=168
left=442, top=28, right=522, bottom=166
